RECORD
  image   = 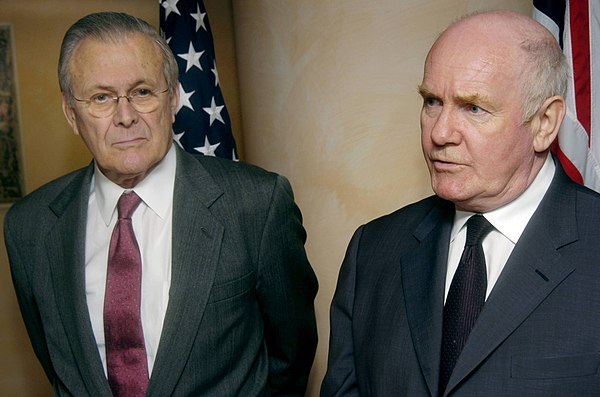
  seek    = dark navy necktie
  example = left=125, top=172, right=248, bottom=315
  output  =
left=104, top=191, right=149, bottom=397
left=439, top=214, right=494, bottom=395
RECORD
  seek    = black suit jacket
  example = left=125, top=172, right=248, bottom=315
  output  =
left=321, top=162, right=600, bottom=396
left=5, top=145, right=318, bottom=396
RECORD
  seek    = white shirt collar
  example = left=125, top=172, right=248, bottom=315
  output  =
left=93, top=144, right=177, bottom=226
left=451, top=154, right=556, bottom=244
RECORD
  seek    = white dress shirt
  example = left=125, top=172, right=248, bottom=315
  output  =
left=445, top=154, right=556, bottom=301
left=85, top=145, right=176, bottom=376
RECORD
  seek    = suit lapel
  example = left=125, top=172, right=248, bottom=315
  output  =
left=46, top=165, right=113, bottom=395
left=147, top=148, right=224, bottom=396
left=401, top=199, right=454, bottom=397
left=445, top=166, right=578, bottom=394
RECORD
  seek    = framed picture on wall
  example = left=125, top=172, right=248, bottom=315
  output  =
left=0, top=23, right=23, bottom=204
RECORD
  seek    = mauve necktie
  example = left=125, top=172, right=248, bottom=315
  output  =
left=104, top=191, right=149, bottom=397
left=439, top=214, right=494, bottom=395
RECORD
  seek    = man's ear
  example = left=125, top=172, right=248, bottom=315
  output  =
left=170, top=84, right=180, bottom=123
left=61, top=94, right=80, bottom=136
left=531, top=95, right=566, bottom=153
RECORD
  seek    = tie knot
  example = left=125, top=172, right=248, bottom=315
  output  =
left=465, top=214, right=493, bottom=246
left=117, top=191, right=142, bottom=220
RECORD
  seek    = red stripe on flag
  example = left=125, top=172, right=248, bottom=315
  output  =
left=570, top=0, right=591, bottom=141
left=555, top=143, right=584, bottom=184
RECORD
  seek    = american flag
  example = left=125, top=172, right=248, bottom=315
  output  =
left=160, top=0, right=238, bottom=160
left=533, top=0, right=600, bottom=191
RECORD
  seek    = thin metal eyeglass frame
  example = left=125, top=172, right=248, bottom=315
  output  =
left=72, top=88, right=169, bottom=117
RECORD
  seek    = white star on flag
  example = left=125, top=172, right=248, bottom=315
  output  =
left=202, top=97, right=225, bottom=125
left=191, top=4, right=207, bottom=32
left=177, top=82, right=195, bottom=113
left=161, top=0, right=181, bottom=19
left=173, top=130, right=185, bottom=148
left=178, top=42, right=204, bottom=72
left=194, top=136, right=220, bottom=156
left=161, top=0, right=237, bottom=160
left=211, top=60, right=219, bottom=87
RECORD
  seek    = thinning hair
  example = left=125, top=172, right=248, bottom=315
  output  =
left=439, top=10, right=568, bottom=123
left=58, top=12, right=178, bottom=104
left=519, top=36, right=568, bottom=123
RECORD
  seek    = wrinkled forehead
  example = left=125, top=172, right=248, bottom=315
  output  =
left=69, top=34, right=163, bottom=87
left=69, top=32, right=162, bottom=69
left=423, top=19, right=525, bottom=82
left=69, top=33, right=162, bottom=72
left=426, top=11, right=543, bottom=65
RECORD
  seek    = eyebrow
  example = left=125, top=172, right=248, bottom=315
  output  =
left=456, top=92, right=493, bottom=106
left=88, top=79, right=156, bottom=92
left=417, top=85, right=433, bottom=99
left=417, top=85, right=493, bottom=107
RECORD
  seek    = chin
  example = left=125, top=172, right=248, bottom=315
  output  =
left=432, top=185, right=469, bottom=203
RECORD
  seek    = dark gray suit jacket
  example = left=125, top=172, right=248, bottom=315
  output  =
left=321, top=162, right=600, bottom=396
left=5, top=145, right=318, bottom=396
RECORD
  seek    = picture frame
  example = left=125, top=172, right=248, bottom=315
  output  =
left=0, top=23, right=23, bottom=204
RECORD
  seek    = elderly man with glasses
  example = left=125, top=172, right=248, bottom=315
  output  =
left=5, top=11, right=317, bottom=397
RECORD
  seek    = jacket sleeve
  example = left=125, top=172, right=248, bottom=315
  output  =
left=256, top=175, right=318, bottom=396
left=320, top=227, right=363, bottom=397
left=4, top=207, right=56, bottom=383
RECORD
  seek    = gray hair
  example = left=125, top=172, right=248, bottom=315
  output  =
left=519, top=36, right=568, bottom=123
left=441, top=10, right=569, bottom=123
left=58, top=12, right=178, bottom=104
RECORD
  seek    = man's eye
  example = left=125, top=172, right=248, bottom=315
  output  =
left=468, top=104, right=483, bottom=113
left=91, top=93, right=112, bottom=104
left=133, top=88, right=152, bottom=98
left=424, top=97, right=441, bottom=107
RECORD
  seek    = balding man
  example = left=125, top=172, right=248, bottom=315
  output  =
left=321, top=10, right=600, bottom=396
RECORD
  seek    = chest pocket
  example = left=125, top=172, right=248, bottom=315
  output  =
left=207, top=271, right=255, bottom=304
left=511, top=352, right=600, bottom=379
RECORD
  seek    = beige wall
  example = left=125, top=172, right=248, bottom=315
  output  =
left=231, top=1, right=531, bottom=395
left=1, top=1, right=531, bottom=395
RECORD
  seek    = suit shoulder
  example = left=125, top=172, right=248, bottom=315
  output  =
left=361, top=195, right=448, bottom=233
left=4, top=167, right=88, bottom=246
left=6, top=167, right=87, bottom=219
left=569, top=181, right=600, bottom=229
left=189, top=153, right=283, bottom=191
left=573, top=180, right=600, bottom=202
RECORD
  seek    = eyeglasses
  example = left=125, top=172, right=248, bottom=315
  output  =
left=73, top=88, right=169, bottom=118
